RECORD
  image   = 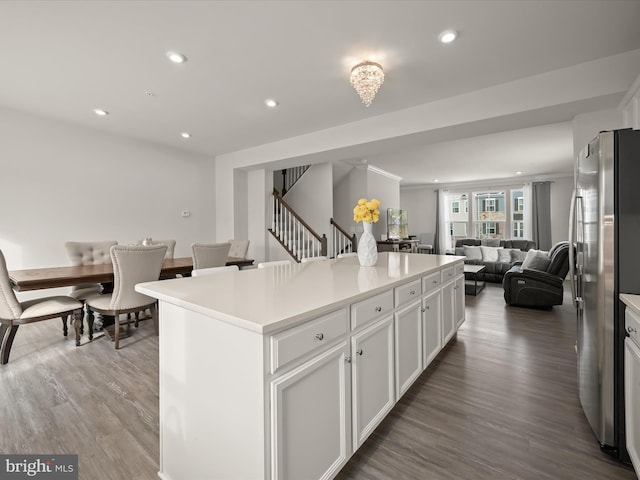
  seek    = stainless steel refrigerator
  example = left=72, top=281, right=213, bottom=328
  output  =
left=569, top=128, right=640, bottom=462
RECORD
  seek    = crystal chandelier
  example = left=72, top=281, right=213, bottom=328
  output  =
left=350, top=61, right=384, bottom=107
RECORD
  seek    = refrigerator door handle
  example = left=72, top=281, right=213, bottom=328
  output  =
left=569, top=189, right=578, bottom=307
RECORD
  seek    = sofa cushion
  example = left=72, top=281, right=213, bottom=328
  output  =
left=522, top=249, right=551, bottom=271
left=510, top=249, right=528, bottom=263
left=463, top=245, right=482, bottom=261
left=497, top=248, right=512, bottom=263
left=504, top=239, right=536, bottom=251
left=481, top=238, right=501, bottom=247
left=480, top=246, right=500, bottom=262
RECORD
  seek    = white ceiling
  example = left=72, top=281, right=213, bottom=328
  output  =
left=2, top=0, right=640, bottom=185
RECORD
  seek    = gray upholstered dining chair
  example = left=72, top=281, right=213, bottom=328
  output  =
left=227, top=239, right=250, bottom=259
left=85, top=244, right=167, bottom=349
left=191, top=242, right=231, bottom=269
left=417, top=233, right=434, bottom=254
left=64, top=240, right=118, bottom=300
left=148, top=239, right=176, bottom=260
left=0, top=250, right=84, bottom=364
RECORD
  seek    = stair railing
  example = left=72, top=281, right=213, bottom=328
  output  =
left=330, top=218, right=357, bottom=258
left=281, top=165, right=310, bottom=195
left=270, top=189, right=327, bottom=262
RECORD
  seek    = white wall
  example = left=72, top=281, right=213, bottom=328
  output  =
left=572, top=108, right=623, bottom=159
left=333, top=166, right=366, bottom=236
left=550, top=176, right=573, bottom=246
left=366, top=167, right=400, bottom=240
left=400, top=187, right=437, bottom=237
left=0, top=107, right=215, bottom=274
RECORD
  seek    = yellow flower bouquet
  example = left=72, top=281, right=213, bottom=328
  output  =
left=353, top=198, right=381, bottom=223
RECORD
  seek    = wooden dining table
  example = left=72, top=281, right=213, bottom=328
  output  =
left=9, top=257, right=254, bottom=292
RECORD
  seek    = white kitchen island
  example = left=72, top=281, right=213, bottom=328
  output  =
left=136, top=252, right=465, bottom=480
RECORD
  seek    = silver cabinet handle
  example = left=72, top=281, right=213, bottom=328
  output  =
left=345, top=356, right=352, bottom=364
left=432, top=280, right=437, bottom=284
left=356, top=349, right=363, bottom=356
left=314, top=333, right=324, bottom=341
left=410, top=290, right=416, bottom=295
left=421, top=307, right=426, bottom=313
left=375, top=306, right=382, bottom=312
left=628, top=326, right=637, bottom=334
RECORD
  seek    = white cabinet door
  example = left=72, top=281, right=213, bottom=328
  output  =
left=625, top=337, right=640, bottom=473
left=422, top=289, right=442, bottom=368
left=441, top=280, right=456, bottom=345
left=394, top=299, right=423, bottom=398
left=271, top=341, right=350, bottom=480
left=351, top=316, right=395, bottom=450
left=455, top=274, right=465, bottom=328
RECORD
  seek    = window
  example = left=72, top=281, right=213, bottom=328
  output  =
left=441, top=187, right=527, bottom=248
left=511, top=190, right=524, bottom=238
left=513, top=221, right=524, bottom=238
left=474, top=191, right=506, bottom=239
left=484, top=198, right=496, bottom=212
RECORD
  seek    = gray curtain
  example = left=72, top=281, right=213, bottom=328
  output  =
left=531, top=181, right=552, bottom=250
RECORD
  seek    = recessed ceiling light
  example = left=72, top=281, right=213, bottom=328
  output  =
left=265, top=99, right=279, bottom=108
left=433, top=179, right=439, bottom=183
left=516, top=171, right=523, bottom=175
left=438, top=30, right=458, bottom=44
left=167, top=51, right=187, bottom=63
left=180, top=132, right=192, bottom=139
left=93, top=109, right=109, bottom=116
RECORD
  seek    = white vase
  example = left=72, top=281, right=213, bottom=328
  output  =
left=357, top=221, right=378, bottom=267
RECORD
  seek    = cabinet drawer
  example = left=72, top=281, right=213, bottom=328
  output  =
left=270, top=308, right=348, bottom=374
left=351, top=290, right=394, bottom=330
left=455, top=262, right=464, bottom=277
left=441, top=266, right=455, bottom=282
left=395, top=280, right=421, bottom=307
left=422, top=272, right=440, bottom=294
left=627, top=308, right=640, bottom=346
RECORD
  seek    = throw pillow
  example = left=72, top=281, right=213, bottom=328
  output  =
left=521, top=249, right=551, bottom=271
left=455, top=247, right=465, bottom=256
left=480, top=246, right=500, bottom=262
left=510, top=249, right=527, bottom=262
left=463, top=245, right=482, bottom=261
left=497, top=248, right=512, bottom=263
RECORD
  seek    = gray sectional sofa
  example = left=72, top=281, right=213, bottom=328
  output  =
left=454, top=238, right=536, bottom=283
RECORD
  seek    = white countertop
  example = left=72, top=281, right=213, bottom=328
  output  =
left=621, top=293, right=640, bottom=316
left=136, top=252, right=462, bottom=334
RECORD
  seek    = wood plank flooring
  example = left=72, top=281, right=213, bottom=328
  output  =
left=0, top=284, right=636, bottom=480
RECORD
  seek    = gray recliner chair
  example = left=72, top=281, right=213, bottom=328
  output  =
left=502, top=241, right=571, bottom=308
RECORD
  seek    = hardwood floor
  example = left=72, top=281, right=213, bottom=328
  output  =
left=337, top=284, right=636, bottom=480
left=0, top=284, right=636, bottom=480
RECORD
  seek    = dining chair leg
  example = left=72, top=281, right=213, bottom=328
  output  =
left=61, top=316, right=68, bottom=336
left=114, top=312, right=120, bottom=350
left=73, top=309, right=84, bottom=346
left=1, top=324, right=19, bottom=365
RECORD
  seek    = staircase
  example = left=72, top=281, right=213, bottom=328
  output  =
left=330, top=218, right=357, bottom=258
left=269, top=189, right=327, bottom=262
